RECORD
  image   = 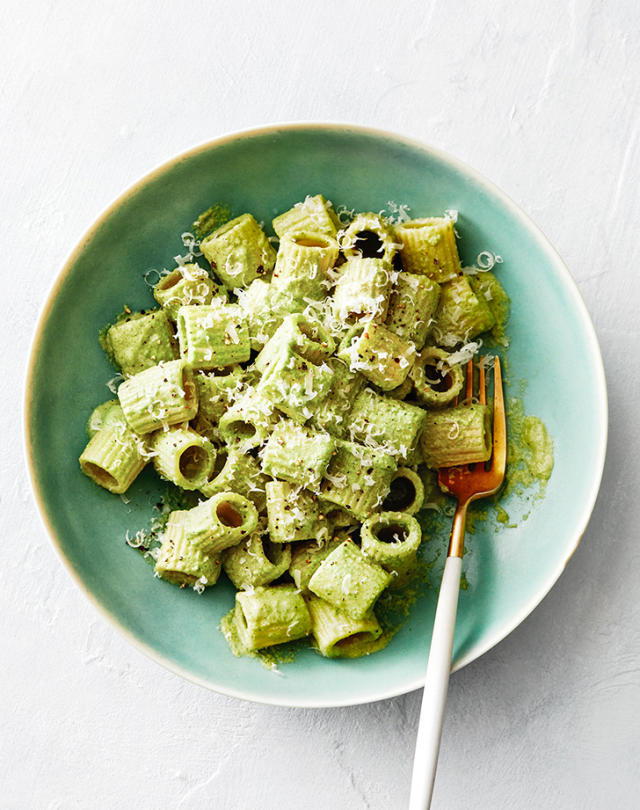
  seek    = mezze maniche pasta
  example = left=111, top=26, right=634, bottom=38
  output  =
left=80, top=194, right=509, bottom=660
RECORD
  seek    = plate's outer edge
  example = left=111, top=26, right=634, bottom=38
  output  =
left=24, top=122, right=608, bottom=707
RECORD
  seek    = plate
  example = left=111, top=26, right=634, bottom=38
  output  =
left=25, top=124, right=607, bottom=707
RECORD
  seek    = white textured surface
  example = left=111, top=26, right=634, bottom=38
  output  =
left=2, top=1, right=639, bottom=807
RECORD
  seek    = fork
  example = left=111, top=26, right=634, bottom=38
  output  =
left=408, top=356, right=507, bottom=810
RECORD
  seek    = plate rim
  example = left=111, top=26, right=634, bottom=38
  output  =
left=23, top=121, right=609, bottom=708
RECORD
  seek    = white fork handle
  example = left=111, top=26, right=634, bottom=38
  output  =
left=409, top=555, right=462, bottom=810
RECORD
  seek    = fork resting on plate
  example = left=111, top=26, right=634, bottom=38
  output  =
left=409, top=356, right=506, bottom=809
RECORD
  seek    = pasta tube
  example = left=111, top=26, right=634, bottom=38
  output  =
left=255, top=313, right=334, bottom=375
left=347, top=388, right=426, bottom=463
left=153, top=263, right=226, bottom=320
left=385, top=272, right=440, bottom=349
left=150, top=426, right=216, bottom=491
left=272, top=232, right=339, bottom=301
left=155, top=510, right=221, bottom=587
left=266, top=481, right=328, bottom=543
left=339, top=212, right=397, bottom=264
left=118, top=360, right=198, bottom=434
left=79, top=417, right=147, bottom=494
left=223, top=524, right=291, bottom=590
left=237, top=278, right=275, bottom=350
left=182, top=491, right=259, bottom=556
left=309, top=358, right=365, bottom=438
left=306, top=595, right=382, bottom=658
left=308, top=539, right=391, bottom=620
left=394, top=217, right=461, bottom=282
left=86, top=399, right=122, bottom=437
left=191, top=366, right=244, bottom=441
left=218, top=386, right=279, bottom=451
left=261, top=421, right=336, bottom=490
left=332, top=257, right=392, bottom=323
left=409, top=346, right=464, bottom=408
left=319, top=439, right=397, bottom=520
left=177, top=304, right=250, bottom=369
left=381, top=468, right=425, bottom=515
left=199, top=448, right=267, bottom=512
left=338, top=322, right=416, bottom=391
left=103, top=309, right=177, bottom=377
left=360, top=511, right=422, bottom=586
left=272, top=194, right=339, bottom=239
left=200, top=213, right=276, bottom=289
left=431, top=276, right=495, bottom=347
left=257, top=347, right=334, bottom=424
left=289, top=538, right=343, bottom=592
left=234, top=585, right=312, bottom=650
left=420, top=403, right=492, bottom=468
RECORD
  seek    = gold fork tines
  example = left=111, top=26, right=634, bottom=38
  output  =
left=437, top=356, right=506, bottom=558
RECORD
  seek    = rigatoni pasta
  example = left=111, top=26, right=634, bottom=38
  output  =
left=338, top=321, right=416, bottom=391
left=360, top=511, right=422, bottom=586
left=103, top=309, right=177, bottom=377
left=153, top=263, right=226, bottom=320
left=200, top=448, right=267, bottom=510
left=305, top=594, right=383, bottom=658
left=155, top=510, right=221, bottom=587
left=117, top=359, right=198, bottom=434
left=385, top=272, right=440, bottom=349
left=150, top=426, right=216, bottom=491
left=394, top=217, right=461, bottom=282
left=347, top=387, right=427, bottom=462
left=271, top=232, right=339, bottom=301
left=79, top=413, right=147, bottom=494
left=272, top=194, right=339, bottom=239
left=410, top=346, right=465, bottom=408
left=339, top=212, right=397, bottom=264
left=223, top=526, right=291, bottom=590
left=420, top=403, right=492, bottom=469
left=332, top=257, right=392, bottom=323
left=431, top=276, right=495, bottom=347
left=265, top=481, right=326, bottom=544
left=234, top=585, right=312, bottom=651
left=200, top=213, right=276, bottom=289
left=181, top=491, right=259, bottom=556
left=177, top=303, right=250, bottom=369
left=308, top=539, right=392, bottom=620
left=80, top=192, right=516, bottom=664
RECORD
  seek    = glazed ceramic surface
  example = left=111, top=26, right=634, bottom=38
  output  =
left=25, top=125, right=607, bottom=707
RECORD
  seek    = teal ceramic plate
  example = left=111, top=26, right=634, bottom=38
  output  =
left=25, top=124, right=607, bottom=707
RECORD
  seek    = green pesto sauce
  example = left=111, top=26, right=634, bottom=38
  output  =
left=505, top=398, right=554, bottom=497
left=494, top=505, right=517, bottom=528
left=257, top=636, right=309, bottom=669
left=464, top=506, right=488, bottom=536
left=192, top=202, right=232, bottom=241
